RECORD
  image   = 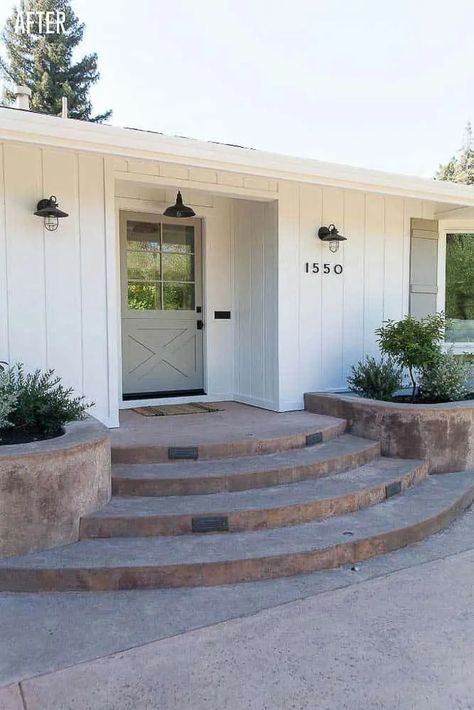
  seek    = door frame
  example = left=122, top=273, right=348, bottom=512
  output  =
left=118, top=209, right=207, bottom=401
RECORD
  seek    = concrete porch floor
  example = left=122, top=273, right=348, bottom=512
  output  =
left=111, top=401, right=344, bottom=459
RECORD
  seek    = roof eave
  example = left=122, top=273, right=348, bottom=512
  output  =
left=1, top=107, right=474, bottom=207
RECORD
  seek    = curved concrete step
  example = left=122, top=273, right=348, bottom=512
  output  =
left=111, top=412, right=347, bottom=464
left=83, top=458, right=428, bottom=537
left=112, top=435, right=380, bottom=496
left=1, top=471, right=473, bottom=592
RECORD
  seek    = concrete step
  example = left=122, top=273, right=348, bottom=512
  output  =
left=112, top=435, right=380, bottom=496
left=82, top=458, right=428, bottom=538
left=111, top=412, right=347, bottom=464
left=1, top=471, right=473, bottom=592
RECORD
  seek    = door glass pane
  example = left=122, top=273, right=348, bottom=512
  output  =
left=163, top=283, right=195, bottom=310
left=127, top=251, right=160, bottom=281
left=128, top=283, right=161, bottom=310
left=445, top=233, right=474, bottom=341
left=127, top=221, right=160, bottom=250
left=126, top=220, right=162, bottom=310
left=162, top=253, right=194, bottom=282
left=162, top=224, right=194, bottom=253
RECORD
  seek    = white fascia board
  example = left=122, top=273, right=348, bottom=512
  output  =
left=2, top=107, right=474, bottom=207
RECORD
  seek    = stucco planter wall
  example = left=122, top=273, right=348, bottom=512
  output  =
left=0, top=417, right=111, bottom=558
left=304, top=392, right=474, bottom=474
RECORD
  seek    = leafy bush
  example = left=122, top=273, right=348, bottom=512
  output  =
left=376, top=313, right=446, bottom=399
left=347, top=357, right=402, bottom=401
left=0, top=368, right=17, bottom=431
left=0, top=365, right=91, bottom=439
left=419, top=352, right=473, bottom=403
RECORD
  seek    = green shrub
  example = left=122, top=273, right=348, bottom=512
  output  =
left=0, top=368, right=17, bottom=431
left=347, top=357, right=402, bottom=401
left=376, top=313, right=446, bottom=399
left=419, top=352, right=473, bottom=402
left=0, top=365, right=91, bottom=439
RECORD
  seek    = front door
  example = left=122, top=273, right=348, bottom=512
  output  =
left=121, top=212, right=204, bottom=398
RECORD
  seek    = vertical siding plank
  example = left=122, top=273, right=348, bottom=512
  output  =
left=250, top=201, right=265, bottom=400
left=321, top=187, right=344, bottom=388
left=79, top=154, right=109, bottom=423
left=263, top=200, right=278, bottom=404
left=342, top=190, right=365, bottom=381
left=277, top=181, right=300, bottom=408
left=383, top=197, right=405, bottom=320
left=363, top=194, right=385, bottom=354
left=298, top=184, right=323, bottom=393
left=403, top=198, right=423, bottom=315
left=42, top=149, right=82, bottom=392
left=4, top=144, right=46, bottom=369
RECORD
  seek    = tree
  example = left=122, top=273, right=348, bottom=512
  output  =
left=0, top=0, right=111, bottom=122
left=375, top=313, right=446, bottom=401
left=436, top=122, right=474, bottom=184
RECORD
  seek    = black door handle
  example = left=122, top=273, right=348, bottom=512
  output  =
left=197, top=320, right=204, bottom=330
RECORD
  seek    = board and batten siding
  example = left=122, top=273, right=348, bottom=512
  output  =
left=233, top=199, right=278, bottom=409
left=277, top=182, right=436, bottom=409
left=409, top=218, right=439, bottom=318
left=0, top=142, right=114, bottom=425
left=0, top=139, right=444, bottom=420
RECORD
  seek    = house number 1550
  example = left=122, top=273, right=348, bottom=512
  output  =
left=304, top=262, right=343, bottom=275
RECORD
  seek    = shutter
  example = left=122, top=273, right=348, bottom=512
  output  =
left=409, top=218, right=439, bottom=318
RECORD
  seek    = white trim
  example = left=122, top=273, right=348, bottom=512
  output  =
left=115, top=170, right=274, bottom=202
left=2, top=108, right=474, bottom=206
left=436, top=227, right=447, bottom=314
left=120, top=393, right=234, bottom=409
left=233, top=393, right=279, bottom=411
left=118, top=209, right=205, bottom=398
left=104, top=159, right=120, bottom=428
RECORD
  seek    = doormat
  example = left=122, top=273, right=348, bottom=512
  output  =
left=132, top=403, right=222, bottom=417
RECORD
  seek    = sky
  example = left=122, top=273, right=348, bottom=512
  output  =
left=1, top=0, right=474, bottom=177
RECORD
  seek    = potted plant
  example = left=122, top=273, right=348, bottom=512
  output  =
left=0, top=363, right=91, bottom=445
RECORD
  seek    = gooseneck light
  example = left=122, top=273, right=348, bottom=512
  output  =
left=163, top=191, right=196, bottom=218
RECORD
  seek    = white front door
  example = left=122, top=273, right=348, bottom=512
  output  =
left=121, top=212, right=204, bottom=398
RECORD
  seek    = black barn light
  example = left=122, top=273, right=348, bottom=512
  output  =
left=163, top=191, right=196, bottom=218
left=34, top=195, right=68, bottom=232
left=318, top=223, right=347, bottom=253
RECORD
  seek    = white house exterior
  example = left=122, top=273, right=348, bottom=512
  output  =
left=1, top=106, right=474, bottom=428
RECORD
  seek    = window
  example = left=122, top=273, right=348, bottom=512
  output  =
left=126, top=220, right=196, bottom=311
left=445, top=232, right=474, bottom=342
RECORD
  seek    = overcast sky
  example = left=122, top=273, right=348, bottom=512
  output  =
left=1, top=0, right=474, bottom=177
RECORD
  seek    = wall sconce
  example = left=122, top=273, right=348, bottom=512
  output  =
left=163, top=191, right=196, bottom=218
left=34, top=195, right=68, bottom=232
left=318, top=224, right=347, bottom=253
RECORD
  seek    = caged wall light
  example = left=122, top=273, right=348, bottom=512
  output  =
left=34, top=195, right=68, bottom=232
left=318, top=224, right=347, bottom=253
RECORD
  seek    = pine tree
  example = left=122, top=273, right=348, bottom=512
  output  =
left=436, top=122, right=474, bottom=184
left=0, top=0, right=111, bottom=122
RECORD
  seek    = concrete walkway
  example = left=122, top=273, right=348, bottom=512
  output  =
left=3, top=545, right=474, bottom=709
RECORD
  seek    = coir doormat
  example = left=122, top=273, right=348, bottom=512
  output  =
left=132, top=403, right=222, bottom=417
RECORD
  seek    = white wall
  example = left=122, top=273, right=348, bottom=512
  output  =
left=277, top=181, right=437, bottom=410
left=0, top=139, right=442, bottom=422
left=233, top=199, right=278, bottom=409
left=0, top=142, right=113, bottom=424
